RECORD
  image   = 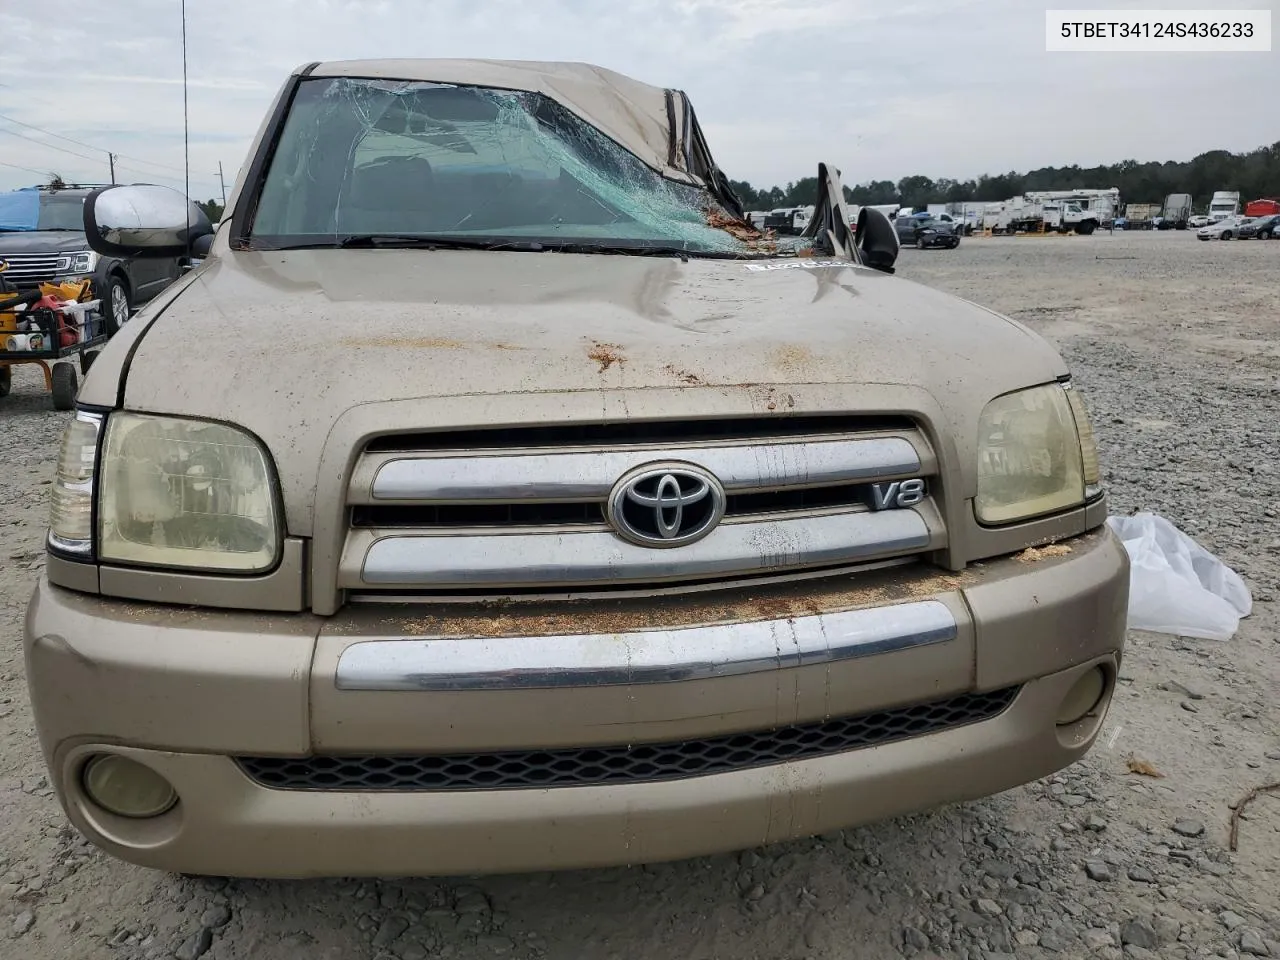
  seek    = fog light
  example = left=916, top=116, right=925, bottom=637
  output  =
left=1056, top=667, right=1106, bottom=726
left=82, top=755, right=178, bottom=819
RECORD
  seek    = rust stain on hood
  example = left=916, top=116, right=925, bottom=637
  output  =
left=340, top=336, right=524, bottom=350
left=121, top=248, right=1069, bottom=535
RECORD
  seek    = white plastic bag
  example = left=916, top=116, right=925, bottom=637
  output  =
left=1106, top=512, right=1252, bottom=640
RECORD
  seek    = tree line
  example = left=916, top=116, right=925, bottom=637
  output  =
left=729, top=141, right=1280, bottom=212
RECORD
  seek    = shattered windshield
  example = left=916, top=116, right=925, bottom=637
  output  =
left=249, top=77, right=795, bottom=257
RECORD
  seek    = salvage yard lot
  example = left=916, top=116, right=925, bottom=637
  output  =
left=2, top=229, right=1277, bottom=960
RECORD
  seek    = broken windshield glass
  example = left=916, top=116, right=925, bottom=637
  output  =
left=248, top=77, right=797, bottom=257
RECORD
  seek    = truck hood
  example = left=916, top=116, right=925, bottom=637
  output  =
left=114, top=248, right=1067, bottom=533
left=0, top=231, right=89, bottom=254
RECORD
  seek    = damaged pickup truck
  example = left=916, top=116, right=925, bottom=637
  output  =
left=25, top=59, right=1128, bottom=879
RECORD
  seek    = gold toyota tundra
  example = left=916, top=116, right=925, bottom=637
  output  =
left=23, top=59, right=1128, bottom=879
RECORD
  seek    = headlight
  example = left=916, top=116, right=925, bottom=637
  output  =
left=55, top=250, right=99, bottom=275
left=49, top=411, right=104, bottom=554
left=97, top=413, right=280, bottom=572
left=975, top=382, right=1101, bottom=525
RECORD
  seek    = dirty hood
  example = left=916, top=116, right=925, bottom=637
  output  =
left=122, top=249, right=1067, bottom=533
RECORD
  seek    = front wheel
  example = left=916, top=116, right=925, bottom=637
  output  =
left=916, top=236, right=926, bottom=249
left=1075, top=221, right=1097, bottom=236
left=1221, top=231, right=1233, bottom=240
left=102, top=276, right=130, bottom=336
left=51, top=361, right=78, bottom=411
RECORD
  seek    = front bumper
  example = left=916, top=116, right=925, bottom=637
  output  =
left=24, top=528, right=1128, bottom=878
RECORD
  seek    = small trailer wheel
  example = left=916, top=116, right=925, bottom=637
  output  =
left=51, top=362, right=78, bottom=411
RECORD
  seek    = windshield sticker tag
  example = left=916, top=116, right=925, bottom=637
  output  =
left=745, top=259, right=850, bottom=272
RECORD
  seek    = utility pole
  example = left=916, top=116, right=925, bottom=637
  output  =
left=217, top=161, right=227, bottom=207
left=108, top=152, right=116, bottom=184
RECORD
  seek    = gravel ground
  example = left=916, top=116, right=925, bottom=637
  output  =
left=2, top=229, right=1278, bottom=960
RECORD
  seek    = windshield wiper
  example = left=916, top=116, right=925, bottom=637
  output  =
left=336, top=235, right=546, bottom=252
left=534, top=241, right=771, bottom=260
left=263, top=234, right=780, bottom=260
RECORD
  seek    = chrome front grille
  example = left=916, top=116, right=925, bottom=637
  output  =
left=339, top=418, right=946, bottom=594
left=0, top=253, right=60, bottom=286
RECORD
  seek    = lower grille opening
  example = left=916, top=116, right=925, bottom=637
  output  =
left=236, top=686, right=1018, bottom=792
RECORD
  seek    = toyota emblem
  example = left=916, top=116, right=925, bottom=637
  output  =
left=606, top=463, right=726, bottom=548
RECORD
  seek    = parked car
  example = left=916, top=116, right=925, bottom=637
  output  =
left=1238, top=214, right=1280, bottom=239
left=26, top=58, right=1125, bottom=880
left=0, top=182, right=184, bottom=333
left=1188, top=215, right=1210, bottom=229
left=1197, top=217, right=1247, bottom=240
left=894, top=214, right=960, bottom=249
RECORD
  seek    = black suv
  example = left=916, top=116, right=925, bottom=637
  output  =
left=0, top=183, right=183, bottom=333
left=1238, top=214, right=1280, bottom=240
left=894, top=214, right=960, bottom=249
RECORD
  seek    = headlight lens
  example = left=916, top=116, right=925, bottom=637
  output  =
left=975, top=382, right=1100, bottom=524
left=49, top=411, right=103, bottom=553
left=55, top=250, right=99, bottom=275
left=1064, top=384, right=1102, bottom=496
left=98, top=413, right=280, bottom=572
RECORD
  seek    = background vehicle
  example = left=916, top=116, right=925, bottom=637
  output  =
left=1188, top=214, right=1210, bottom=228
left=985, top=197, right=1100, bottom=235
left=1160, top=193, right=1192, bottom=230
left=763, top=206, right=812, bottom=235
left=1238, top=214, right=1280, bottom=239
left=1121, top=202, right=1160, bottom=230
left=1197, top=216, right=1246, bottom=240
left=894, top=214, right=959, bottom=248
left=0, top=183, right=184, bottom=334
left=1243, top=198, right=1280, bottom=218
left=1208, top=191, right=1241, bottom=222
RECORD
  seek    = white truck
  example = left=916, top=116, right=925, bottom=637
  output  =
left=1209, top=191, right=1240, bottom=222
left=1024, top=189, right=1120, bottom=226
left=984, top=196, right=1101, bottom=235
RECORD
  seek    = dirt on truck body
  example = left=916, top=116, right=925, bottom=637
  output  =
left=23, top=58, right=1126, bottom=880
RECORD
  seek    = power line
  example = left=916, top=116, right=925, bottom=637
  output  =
left=0, top=110, right=105, bottom=155
left=110, top=166, right=222, bottom=199
left=0, top=110, right=192, bottom=176
left=0, top=126, right=106, bottom=166
left=0, top=159, right=56, bottom=177
left=0, top=108, right=223, bottom=198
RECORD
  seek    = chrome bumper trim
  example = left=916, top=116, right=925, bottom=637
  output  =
left=352, top=508, right=933, bottom=587
left=334, top=599, right=958, bottom=691
left=362, top=436, right=924, bottom=502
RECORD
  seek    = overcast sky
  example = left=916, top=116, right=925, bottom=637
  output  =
left=0, top=0, right=1275, bottom=198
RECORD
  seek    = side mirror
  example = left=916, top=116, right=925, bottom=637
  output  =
left=855, top=207, right=900, bottom=274
left=83, top=184, right=214, bottom=258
